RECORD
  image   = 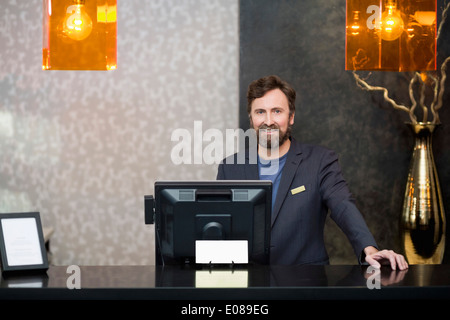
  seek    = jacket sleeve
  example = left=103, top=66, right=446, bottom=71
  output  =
left=318, top=149, right=378, bottom=263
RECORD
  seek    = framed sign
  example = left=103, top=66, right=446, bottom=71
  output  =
left=0, top=212, right=49, bottom=274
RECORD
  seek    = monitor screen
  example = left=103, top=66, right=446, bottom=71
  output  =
left=151, top=180, right=272, bottom=266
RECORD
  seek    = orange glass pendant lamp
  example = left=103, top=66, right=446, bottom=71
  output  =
left=43, top=0, right=117, bottom=70
left=346, top=0, right=437, bottom=71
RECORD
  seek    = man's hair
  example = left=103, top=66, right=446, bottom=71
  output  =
left=246, top=75, right=296, bottom=117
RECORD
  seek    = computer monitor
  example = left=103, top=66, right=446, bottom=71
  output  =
left=146, top=180, right=272, bottom=266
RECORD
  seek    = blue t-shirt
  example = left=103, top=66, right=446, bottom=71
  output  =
left=258, top=152, right=288, bottom=212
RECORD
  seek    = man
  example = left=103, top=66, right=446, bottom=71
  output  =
left=217, top=75, right=408, bottom=270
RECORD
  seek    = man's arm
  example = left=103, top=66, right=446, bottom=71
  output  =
left=318, top=149, right=408, bottom=271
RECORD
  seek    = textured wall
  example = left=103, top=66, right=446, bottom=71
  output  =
left=240, top=0, right=450, bottom=264
left=0, top=0, right=238, bottom=265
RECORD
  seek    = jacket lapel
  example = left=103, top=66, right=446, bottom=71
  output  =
left=271, top=139, right=303, bottom=227
left=244, top=149, right=259, bottom=180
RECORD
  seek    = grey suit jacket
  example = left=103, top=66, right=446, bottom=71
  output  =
left=216, top=138, right=377, bottom=265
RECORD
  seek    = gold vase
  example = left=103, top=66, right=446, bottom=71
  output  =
left=401, top=122, right=446, bottom=264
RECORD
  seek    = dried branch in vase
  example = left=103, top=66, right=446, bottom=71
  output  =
left=352, top=56, right=450, bottom=124
left=352, top=3, right=450, bottom=125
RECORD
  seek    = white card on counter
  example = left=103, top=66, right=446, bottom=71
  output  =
left=195, top=240, right=248, bottom=264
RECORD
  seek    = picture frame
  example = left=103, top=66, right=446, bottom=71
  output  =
left=0, top=212, right=49, bottom=274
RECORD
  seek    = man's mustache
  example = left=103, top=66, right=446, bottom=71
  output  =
left=258, top=124, right=280, bottom=131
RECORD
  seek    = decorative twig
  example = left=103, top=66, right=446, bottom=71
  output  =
left=431, top=56, right=450, bottom=124
left=429, top=73, right=439, bottom=123
left=417, top=74, right=427, bottom=123
left=408, top=73, right=420, bottom=123
left=352, top=2, right=450, bottom=125
left=352, top=70, right=418, bottom=123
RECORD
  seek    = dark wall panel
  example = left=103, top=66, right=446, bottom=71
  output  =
left=239, top=0, right=450, bottom=264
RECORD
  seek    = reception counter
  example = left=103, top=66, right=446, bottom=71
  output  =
left=0, top=264, right=449, bottom=301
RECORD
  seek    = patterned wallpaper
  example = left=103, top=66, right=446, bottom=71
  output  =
left=0, top=0, right=238, bottom=265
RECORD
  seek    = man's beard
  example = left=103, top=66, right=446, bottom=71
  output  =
left=256, top=124, right=291, bottom=150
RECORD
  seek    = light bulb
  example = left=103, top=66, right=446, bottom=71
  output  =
left=380, top=1, right=404, bottom=41
left=62, top=1, right=93, bottom=41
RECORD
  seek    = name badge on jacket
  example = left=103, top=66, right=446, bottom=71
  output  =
left=291, top=185, right=306, bottom=195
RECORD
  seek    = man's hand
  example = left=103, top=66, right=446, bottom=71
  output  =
left=363, top=246, right=408, bottom=270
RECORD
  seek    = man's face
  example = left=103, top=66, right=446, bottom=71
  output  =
left=249, top=88, right=294, bottom=149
